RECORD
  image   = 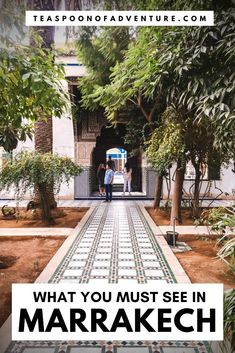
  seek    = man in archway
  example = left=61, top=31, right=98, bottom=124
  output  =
left=104, top=161, right=115, bottom=202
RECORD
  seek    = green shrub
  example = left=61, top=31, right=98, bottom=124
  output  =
left=0, top=151, right=82, bottom=223
left=220, top=289, right=235, bottom=353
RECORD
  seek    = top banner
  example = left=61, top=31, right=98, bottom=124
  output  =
left=25, top=11, right=214, bottom=27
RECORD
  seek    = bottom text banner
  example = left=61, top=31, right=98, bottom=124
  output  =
left=12, top=283, right=223, bottom=341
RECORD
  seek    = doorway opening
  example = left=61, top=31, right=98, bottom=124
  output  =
left=106, top=147, right=127, bottom=185
left=90, top=124, right=142, bottom=195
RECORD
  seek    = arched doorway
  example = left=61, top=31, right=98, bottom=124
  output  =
left=106, top=147, right=127, bottom=186
left=106, top=147, right=127, bottom=173
left=91, top=124, right=142, bottom=194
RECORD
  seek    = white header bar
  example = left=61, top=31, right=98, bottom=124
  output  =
left=25, top=11, right=214, bottom=27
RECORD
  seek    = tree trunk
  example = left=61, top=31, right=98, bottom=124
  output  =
left=30, top=0, right=55, bottom=157
left=38, top=183, right=54, bottom=224
left=34, top=117, right=57, bottom=207
left=170, top=161, right=185, bottom=225
left=31, top=0, right=56, bottom=208
left=153, top=174, right=163, bottom=209
left=192, top=163, right=201, bottom=219
left=34, top=118, right=53, bottom=154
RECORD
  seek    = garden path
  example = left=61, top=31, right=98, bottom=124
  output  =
left=2, top=201, right=214, bottom=353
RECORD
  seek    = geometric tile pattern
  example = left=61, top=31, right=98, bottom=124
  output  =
left=5, top=203, right=212, bottom=353
left=50, top=204, right=175, bottom=284
left=22, top=349, right=56, bottom=353
left=6, top=340, right=212, bottom=353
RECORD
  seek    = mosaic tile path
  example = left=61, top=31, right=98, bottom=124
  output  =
left=4, top=202, right=212, bottom=353
left=51, top=204, right=175, bottom=284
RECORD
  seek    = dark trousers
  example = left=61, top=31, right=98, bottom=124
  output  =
left=105, top=184, right=112, bottom=201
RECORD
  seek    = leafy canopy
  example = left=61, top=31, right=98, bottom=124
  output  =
left=145, top=11, right=235, bottom=156
left=145, top=108, right=185, bottom=173
left=77, top=26, right=130, bottom=110
left=98, top=9, right=235, bottom=160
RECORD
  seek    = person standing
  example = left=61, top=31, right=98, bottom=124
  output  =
left=104, top=161, right=114, bottom=202
left=123, top=161, right=132, bottom=195
left=97, top=163, right=106, bottom=196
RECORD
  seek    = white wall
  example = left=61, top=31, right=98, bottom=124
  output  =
left=161, top=162, right=235, bottom=199
left=53, top=80, right=75, bottom=199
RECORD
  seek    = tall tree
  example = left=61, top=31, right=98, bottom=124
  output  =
left=144, top=9, right=235, bottom=221
left=28, top=0, right=85, bottom=154
left=84, top=6, right=234, bottom=223
left=77, top=26, right=168, bottom=207
left=28, top=0, right=56, bottom=206
left=0, top=1, right=69, bottom=153
left=26, top=0, right=79, bottom=206
left=31, top=1, right=54, bottom=147
left=27, top=0, right=94, bottom=206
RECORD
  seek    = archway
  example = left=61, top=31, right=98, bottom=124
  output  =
left=106, top=147, right=127, bottom=186
left=106, top=147, right=127, bottom=173
left=91, top=124, right=142, bottom=194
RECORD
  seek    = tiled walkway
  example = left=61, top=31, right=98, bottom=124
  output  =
left=51, top=204, right=175, bottom=284
left=4, top=202, right=212, bottom=353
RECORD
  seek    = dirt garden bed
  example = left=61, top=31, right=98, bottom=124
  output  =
left=0, top=207, right=89, bottom=327
left=0, top=207, right=88, bottom=228
left=146, top=207, right=194, bottom=225
left=0, top=236, right=65, bottom=327
left=146, top=207, right=235, bottom=289
left=175, top=234, right=235, bottom=289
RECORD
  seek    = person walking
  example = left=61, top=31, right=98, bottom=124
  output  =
left=104, top=161, right=114, bottom=202
left=123, top=161, right=132, bottom=195
left=97, top=163, right=106, bottom=196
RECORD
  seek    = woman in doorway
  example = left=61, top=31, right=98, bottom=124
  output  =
left=97, top=163, right=106, bottom=196
left=123, top=161, right=132, bottom=195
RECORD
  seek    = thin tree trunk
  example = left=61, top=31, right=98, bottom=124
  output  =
left=153, top=174, right=163, bottom=209
left=192, top=163, right=201, bottom=219
left=170, top=161, right=185, bottom=225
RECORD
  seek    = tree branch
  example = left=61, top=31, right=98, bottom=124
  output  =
left=127, top=98, right=138, bottom=106
left=137, top=94, right=150, bottom=122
